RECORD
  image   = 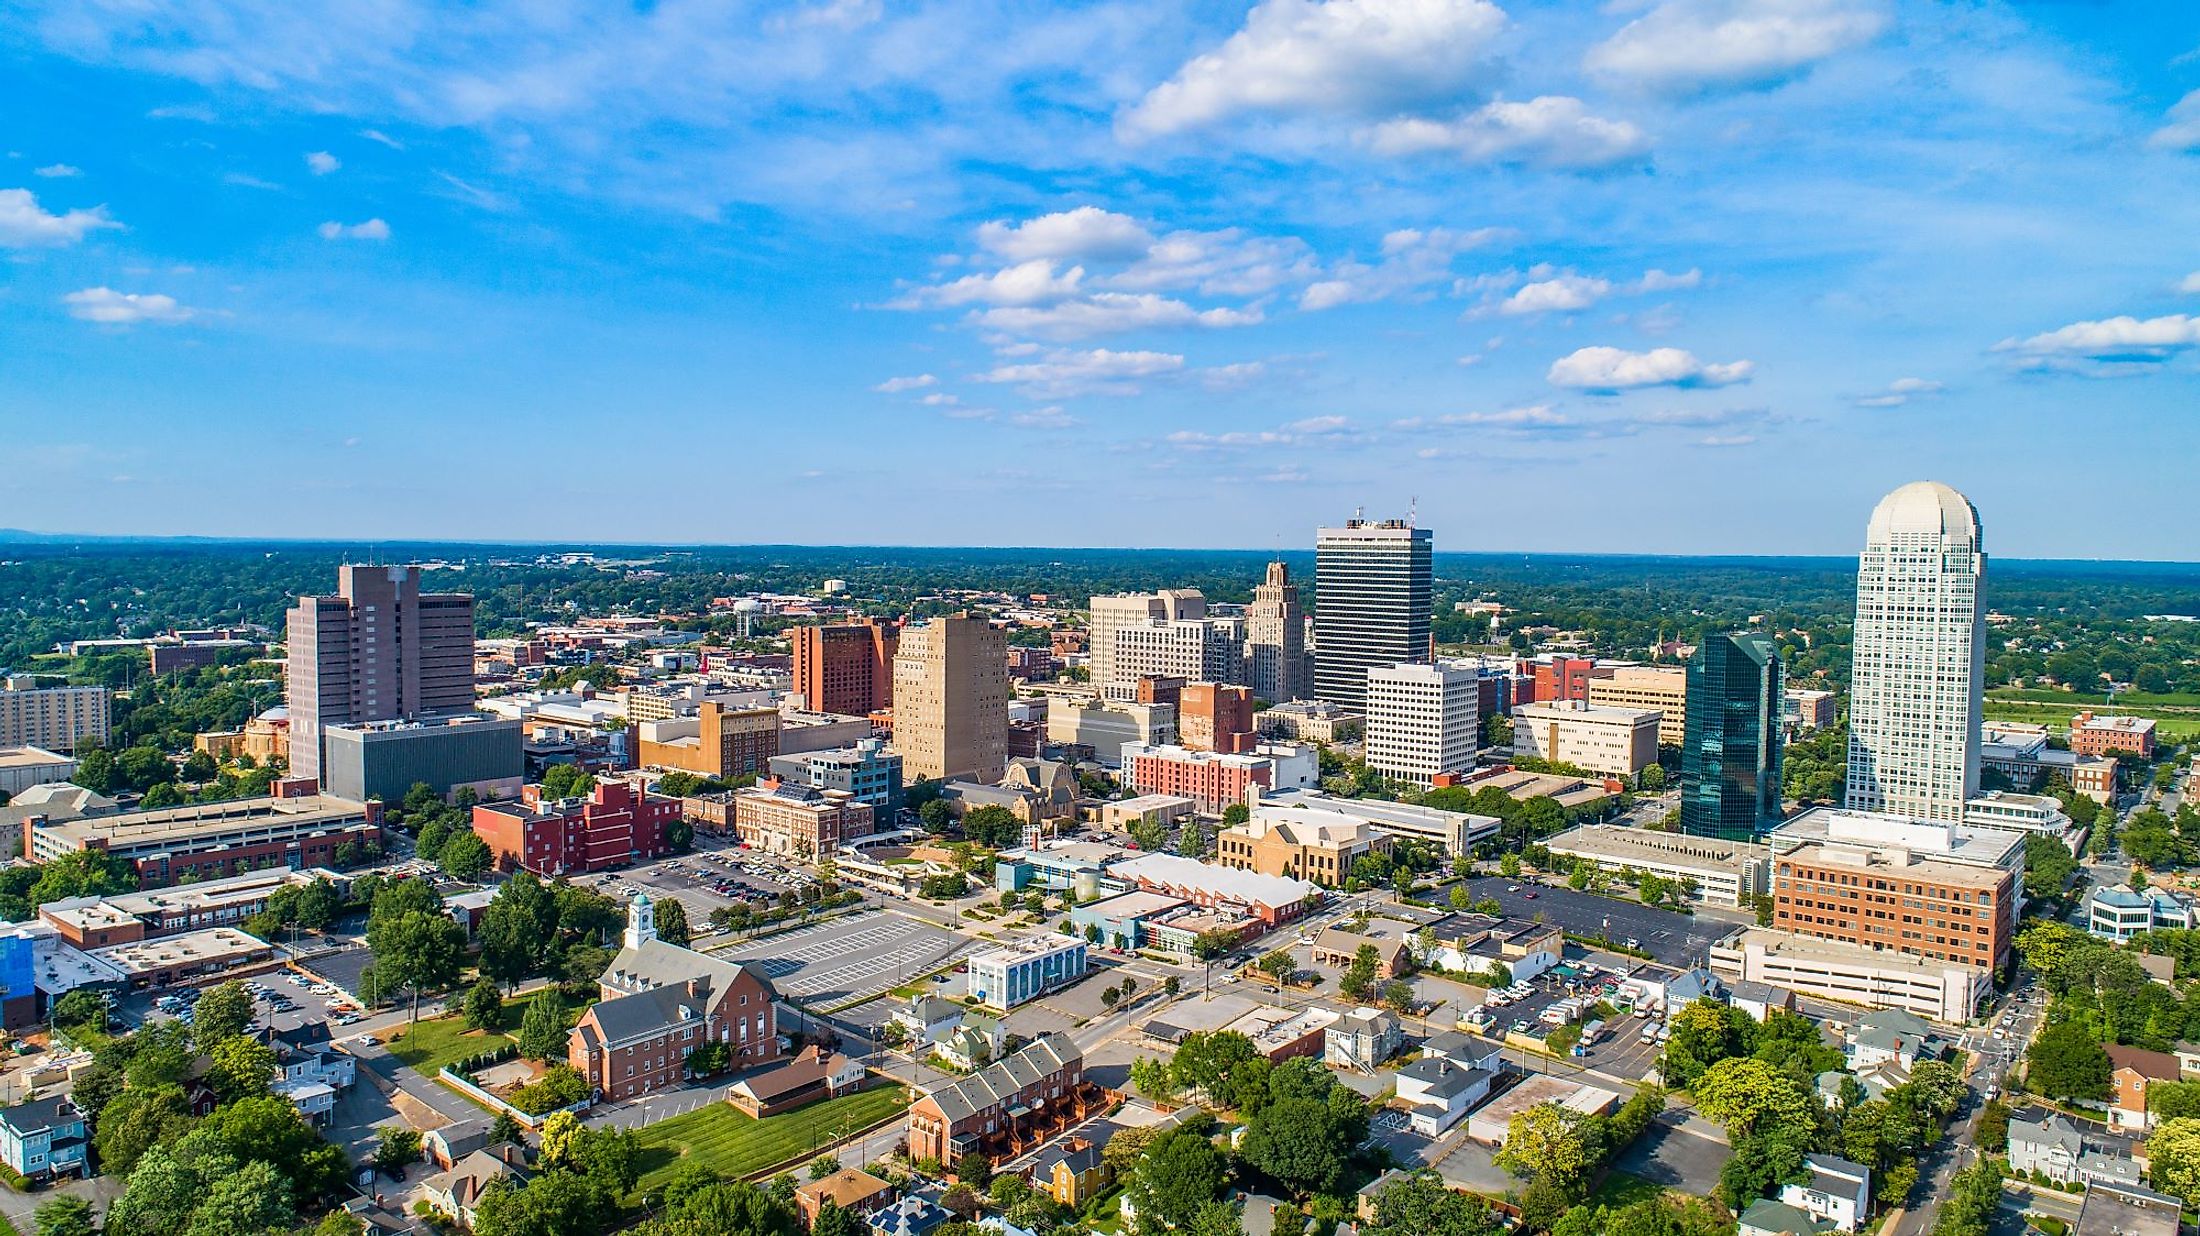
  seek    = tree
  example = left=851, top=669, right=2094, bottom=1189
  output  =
left=183, top=1161, right=295, bottom=1236
left=1379, top=979, right=1415, bottom=1015
left=1975, top=1099, right=2011, bottom=1154
left=1101, top=987, right=1120, bottom=1009
left=29, top=849, right=138, bottom=908
left=182, top=1094, right=349, bottom=1202
left=1257, top=949, right=1295, bottom=982
left=1500, top=853, right=1522, bottom=879
left=375, top=1125, right=424, bottom=1174
left=519, top=990, right=571, bottom=1061
left=1495, top=1103, right=1594, bottom=1198
left=1341, top=943, right=1381, bottom=1002
left=1694, top=1057, right=1820, bottom=1142
left=466, top=977, right=505, bottom=1032
left=415, top=818, right=453, bottom=864
left=1221, top=803, right=1250, bottom=826
left=50, top=988, right=107, bottom=1036
left=1360, top=1170, right=1504, bottom=1236
left=1240, top=1096, right=1356, bottom=1196
left=2151, top=1116, right=2200, bottom=1207
left=104, top=1145, right=202, bottom=1236
left=95, top=1085, right=193, bottom=1174
left=490, top=1110, right=525, bottom=1146
left=439, top=830, right=493, bottom=881
left=807, top=1154, right=842, bottom=1180
left=1170, top=1031, right=1267, bottom=1110
left=1124, top=1129, right=1226, bottom=1236
left=1659, top=998, right=1751, bottom=1091
left=655, top=896, right=692, bottom=947
left=2028, top=1018, right=2112, bottom=1101
left=1718, top=1128, right=1810, bottom=1212
left=371, top=908, right=467, bottom=1025
left=540, top=764, right=595, bottom=800
left=192, top=980, right=254, bottom=1046
left=34, top=1197, right=96, bottom=1236
left=206, top=1035, right=278, bottom=1101
left=812, top=1200, right=865, bottom=1236
left=954, top=1151, right=993, bottom=1191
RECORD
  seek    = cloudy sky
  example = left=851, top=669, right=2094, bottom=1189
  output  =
left=4, top=0, right=2198, bottom=558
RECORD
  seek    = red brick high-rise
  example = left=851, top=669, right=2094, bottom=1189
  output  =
left=792, top=620, right=897, bottom=716
left=1179, top=683, right=1256, bottom=754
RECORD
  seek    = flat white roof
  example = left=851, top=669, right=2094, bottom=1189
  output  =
left=1113, top=853, right=1318, bottom=909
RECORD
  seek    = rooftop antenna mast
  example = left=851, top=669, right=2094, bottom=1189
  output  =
left=1407, top=496, right=1418, bottom=528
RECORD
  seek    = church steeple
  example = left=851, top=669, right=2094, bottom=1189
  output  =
left=623, top=891, right=656, bottom=949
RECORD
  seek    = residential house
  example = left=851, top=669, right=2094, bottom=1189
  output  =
left=1031, top=1138, right=1107, bottom=1207
left=2109, top=1044, right=2182, bottom=1133
left=892, top=995, right=966, bottom=1047
left=1392, top=1057, right=1494, bottom=1136
left=935, top=1012, right=1006, bottom=1071
left=1737, top=1199, right=1831, bottom=1236
left=794, top=1167, right=895, bottom=1226
left=567, top=893, right=781, bottom=1102
left=1844, top=1009, right=1939, bottom=1071
left=1727, top=980, right=1797, bottom=1022
left=0, top=1097, right=86, bottom=1183
left=1779, top=1154, right=1870, bottom=1233
left=871, top=1194, right=953, bottom=1236
left=2007, top=1111, right=2084, bottom=1183
left=421, top=1145, right=532, bottom=1230
left=271, top=1023, right=357, bottom=1125
left=2139, top=954, right=2177, bottom=987
left=1324, top=1008, right=1404, bottom=1072
left=905, top=1033, right=1094, bottom=1165
left=1617, top=964, right=1719, bottom=1015
left=727, top=1045, right=865, bottom=1117
left=424, top=1119, right=493, bottom=1169
left=1242, top=1193, right=1305, bottom=1236
left=1421, top=1030, right=1506, bottom=1074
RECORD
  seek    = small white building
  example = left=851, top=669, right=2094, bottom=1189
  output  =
left=891, top=995, right=965, bottom=1047
left=1780, top=1154, right=1870, bottom=1233
left=1392, top=1057, right=1493, bottom=1136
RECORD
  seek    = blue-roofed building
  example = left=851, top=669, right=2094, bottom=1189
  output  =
left=2089, top=883, right=2200, bottom=941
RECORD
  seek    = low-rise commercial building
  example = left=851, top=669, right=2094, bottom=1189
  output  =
left=966, top=937, right=1089, bottom=1011
left=1544, top=824, right=1770, bottom=907
left=731, top=781, right=875, bottom=859
left=321, top=714, right=526, bottom=804
left=1419, top=915, right=1563, bottom=981
left=1098, top=795, right=1196, bottom=834
left=1222, top=1005, right=1340, bottom=1062
left=2074, top=755, right=2119, bottom=803
left=472, top=779, right=679, bottom=876
left=1783, top=689, right=1837, bottom=732
left=1216, top=811, right=1390, bottom=887
left=92, top=926, right=275, bottom=989
left=767, top=737, right=903, bottom=814
left=37, top=866, right=347, bottom=948
left=1709, top=926, right=1992, bottom=1023
left=2088, top=884, right=2200, bottom=941
left=1465, top=1075, right=1618, bottom=1146
left=1256, top=788, right=1499, bottom=856
left=1253, top=700, right=1363, bottom=744
left=1960, top=791, right=2073, bottom=838
left=24, top=792, right=383, bottom=887
left=1111, top=853, right=1318, bottom=928
left=0, top=748, right=75, bottom=797
left=1512, top=700, right=1661, bottom=777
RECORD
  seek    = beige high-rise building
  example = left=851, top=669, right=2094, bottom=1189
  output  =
left=286, top=565, right=477, bottom=785
left=0, top=679, right=111, bottom=754
left=1088, top=590, right=1207, bottom=694
left=1245, top=561, right=1307, bottom=704
left=891, top=615, right=1008, bottom=783
left=1586, top=665, right=1688, bottom=747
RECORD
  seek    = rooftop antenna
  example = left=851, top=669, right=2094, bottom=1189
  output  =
left=1407, top=495, right=1419, bottom=528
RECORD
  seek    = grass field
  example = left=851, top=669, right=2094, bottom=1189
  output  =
left=1989, top=686, right=2200, bottom=710
left=387, top=989, right=582, bottom=1076
left=1589, top=1169, right=1671, bottom=1209
left=632, top=1086, right=912, bottom=1194
left=1983, top=698, right=2200, bottom=742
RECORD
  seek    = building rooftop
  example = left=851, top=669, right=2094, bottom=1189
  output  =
left=1082, top=891, right=1190, bottom=921
left=1514, top=699, right=1661, bottom=723
left=1546, top=824, right=1767, bottom=874
left=968, top=936, right=1085, bottom=966
left=1111, top=853, right=1319, bottom=911
left=91, top=926, right=269, bottom=974
left=0, top=748, right=72, bottom=771
left=36, top=792, right=373, bottom=850
left=1771, top=806, right=2025, bottom=873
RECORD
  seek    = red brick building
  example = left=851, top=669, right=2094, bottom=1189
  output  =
left=1122, top=743, right=1272, bottom=813
left=2072, top=712, right=2157, bottom=759
left=472, top=780, right=678, bottom=876
left=905, top=1033, right=1096, bottom=1165
left=1531, top=656, right=1611, bottom=703
left=792, top=620, right=897, bottom=716
left=567, top=894, right=781, bottom=1102
left=1179, top=683, right=1255, bottom=755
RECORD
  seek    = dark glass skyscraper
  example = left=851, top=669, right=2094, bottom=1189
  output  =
left=1680, top=632, right=1785, bottom=840
left=1313, top=518, right=1432, bottom=712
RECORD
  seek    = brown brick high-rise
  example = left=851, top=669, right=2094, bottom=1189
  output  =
left=286, top=565, right=475, bottom=786
left=792, top=620, right=897, bottom=716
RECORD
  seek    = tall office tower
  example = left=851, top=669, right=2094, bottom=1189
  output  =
left=891, top=614, right=1008, bottom=783
left=1363, top=662, right=1478, bottom=787
left=791, top=619, right=897, bottom=715
left=1313, top=517, right=1432, bottom=712
left=1088, top=590, right=1207, bottom=691
left=1845, top=481, right=1986, bottom=822
left=1679, top=633, right=1785, bottom=841
left=1245, top=560, right=1308, bottom=704
left=286, top=565, right=477, bottom=786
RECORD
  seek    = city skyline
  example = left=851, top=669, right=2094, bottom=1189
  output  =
left=5, top=2, right=2199, bottom=557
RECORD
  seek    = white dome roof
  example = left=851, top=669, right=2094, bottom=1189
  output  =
left=1866, top=481, right=1980, bottom=547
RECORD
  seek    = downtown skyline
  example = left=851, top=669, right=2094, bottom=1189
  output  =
left=4, top=1, right=2199, bottom=558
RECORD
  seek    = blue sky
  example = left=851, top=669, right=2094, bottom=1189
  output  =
left=4, top=0, right=2198, bottom=558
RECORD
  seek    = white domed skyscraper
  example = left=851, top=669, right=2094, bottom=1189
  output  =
left=1844, top=481, right=1987, bottom=822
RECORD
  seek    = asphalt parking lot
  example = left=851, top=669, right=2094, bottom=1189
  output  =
left=717, top=910, right=978, bottom=1009
left=1613, top=1108, right=1732, bottom=1195
left=1453, top=876, right=1719, bottom=966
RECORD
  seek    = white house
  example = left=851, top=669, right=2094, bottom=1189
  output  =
left=1392, top=1057, right=1493, bottom=1136
left=270, top=1024, right=357, bottom=1125
left=1845, top=1009, right=1939, bottom=1071
left=1781, top=1154, right=1870, bottom=1233
left=892, top=995, right=966, bottom=1047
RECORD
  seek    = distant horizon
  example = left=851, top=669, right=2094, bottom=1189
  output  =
left=6, top=526, right=2200, bottom=573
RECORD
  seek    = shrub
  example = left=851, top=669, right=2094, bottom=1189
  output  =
left=509, top=1064, right=591, bottom=1115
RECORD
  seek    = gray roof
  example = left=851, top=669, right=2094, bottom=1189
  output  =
left=585, top=983, right=710, bottom=1046
left=1396, top=1057, right=1486, bottom=1100
left=1854, top=1008, right=1933, bottom=1039
left=1421, top=1031, right=1481, bottom=1060
left=1802, top=1153, right=1869, bottom=1195
left=0, top=1097, right=78, bottom=1135
left=601, top=935, right=762, bottom=1000
left=2011, top=1112, right=2083, bottom=1156
left=919, top=1033, right=1081, bottom=1124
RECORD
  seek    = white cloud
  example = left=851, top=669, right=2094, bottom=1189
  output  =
left=0, top=188, right=121, bottom=247
left=1010, top=406, right=1078, bottom=429
left=973, top=348, right=1185, bottom=396
left=1364, top=96, right=1650, bottom=169
left=1996, top=315, right=2200, bottom=362
left=1300, top=226, right=1504, bottom=311
left=920, top=392, right=962, bottom=407
left=1436, top=405, right=1570, bottom=428
left=33, top=164, right=81, bottom=178
left=1697, top=433, right=1756, bottom=447
left=975, top=293, right=1263, bottom=341
left=223, top=173, right=282, bottom=191
left=317, top=217, right=391, bottom=240
left=977, top=207, right=1154, bottom=264
left=1501, top=275, right=1613, bottom=315
left=874, top=374, right=938, bottom=393
left=62, top=287, right=196, bottom=325
left=2181, top=271, right=2200, bottom=294
left=1853, top=377, right=1943, bottom=407
left=1547, top=345, right=1754, bottom=390
left=1637, top=268, right=1701, bottom=292
left=1120, top=0, right=1506, bottom=140
left=359, top=129, right=404, bottom=150
left=1585, top=0, right=1888, bottom=94
left=908, top=259, right=1084, bottom=308
left=1107, top=229, right=1317, bottom=298
left=1284, top=415, right=1350, bottom=434
left=2153, top=90, right=2200, bottom=151
left=772, top=0, right=883, bottom=30
left=305, top=150, right=341, bottom=175
left=1200, top=362, right=1271, bottom=390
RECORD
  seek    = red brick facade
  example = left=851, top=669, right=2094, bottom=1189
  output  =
left=472, top=780, right=677, bottom=876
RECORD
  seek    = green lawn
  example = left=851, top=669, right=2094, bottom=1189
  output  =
left=1983, top=700, right=2200, bottom=741
left=1589, top=1169, right=1671, bottom=1209
left=1989, top=686, right=2200, bottom=710
left=387, top=989, right=584, bottom=1076
left=632, top=1086, right=912, bottom=1195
